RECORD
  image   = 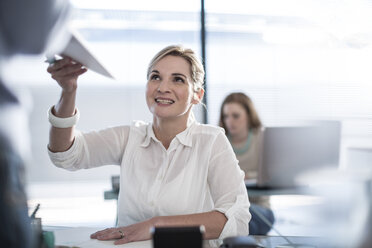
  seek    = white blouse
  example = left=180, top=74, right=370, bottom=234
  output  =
left=48, top=120, right=251, bottom=238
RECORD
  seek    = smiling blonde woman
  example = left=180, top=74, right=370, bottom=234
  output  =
left=46, top=45, right=251, bottom=245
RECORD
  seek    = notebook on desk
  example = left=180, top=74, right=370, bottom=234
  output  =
left=246, top=121, right=341, bottom=189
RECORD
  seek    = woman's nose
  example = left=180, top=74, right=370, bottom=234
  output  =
left=225, top=117, right=235, bottom=126
left=157, top=79, right=171, bottom=92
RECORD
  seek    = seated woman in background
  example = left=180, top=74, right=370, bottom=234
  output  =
left=46, top=45, right=250, bottom=245
left=219, top=92, right=274, bottom=235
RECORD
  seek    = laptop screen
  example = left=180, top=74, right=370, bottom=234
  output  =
left=258, top=121, right=341, bottom=188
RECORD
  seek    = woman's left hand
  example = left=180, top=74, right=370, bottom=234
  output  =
left=90, top=218, right=155, bottom=245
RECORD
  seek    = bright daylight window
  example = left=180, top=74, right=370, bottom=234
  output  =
left=205, top=0, right=372, bottom=145
left=69, top=0, right=201, bottom=85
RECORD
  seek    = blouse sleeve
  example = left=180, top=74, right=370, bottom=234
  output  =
left=48, top=126, right=129, bottom=171
left=208, top=131, right=251, bottom=238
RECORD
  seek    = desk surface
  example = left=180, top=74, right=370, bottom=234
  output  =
left=48, top=226, right=327, bottom=248
left=104, top=185, right=310, bottom=200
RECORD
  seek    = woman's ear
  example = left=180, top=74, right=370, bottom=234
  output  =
left=192, top=88, right=205, bottom=104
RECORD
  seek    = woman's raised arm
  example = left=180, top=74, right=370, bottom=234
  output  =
left=47, top=57, right=87, bottom=152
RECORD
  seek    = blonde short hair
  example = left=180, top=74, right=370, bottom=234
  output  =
left=147, top=45, right=205, bottom=92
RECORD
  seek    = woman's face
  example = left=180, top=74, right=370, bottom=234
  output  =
left=146, top=55, right=200, bottom=120
left=223, top=102, right=249, bottom=137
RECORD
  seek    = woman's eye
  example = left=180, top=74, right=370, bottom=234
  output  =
left=174, top=77, right=185, bottom=83
left=232, top=114, right=240, bottom=119
left=150, top=75, right=160, bottom=80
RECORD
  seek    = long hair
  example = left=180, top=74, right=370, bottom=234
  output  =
left=219, top=92, right=262, bottom=135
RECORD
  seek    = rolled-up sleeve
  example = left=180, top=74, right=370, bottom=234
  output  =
left=48, top=126, right=129, bottom=171
left=208, top=132, right=251, bottom=238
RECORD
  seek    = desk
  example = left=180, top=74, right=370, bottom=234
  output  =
left=47, top=226, right=327, bottom=248
left=252, top=235, right=327, bottom=248
left=105, top=187, right=309, bottom=200
left=49, top=226, right=219, bottom=248
left=105, top=184, right=313, bottom=200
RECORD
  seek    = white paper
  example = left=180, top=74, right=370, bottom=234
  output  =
left=53, top=227, right=151, bottom=248
left=47, top=30, right=114, bottom=79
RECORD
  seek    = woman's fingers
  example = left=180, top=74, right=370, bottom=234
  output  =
left=90, top=227, right=116, bottom=239
left=47, top=56, right=84, bottom=76
left=91, top=228, right=125, bottom=240
left=73, top=68, right=88, bottom=77
left=47, top=59, right=87, bottom=92
left=96, top=231, right=120, bottom=240
left=90, top=222, right=152, bottom=244
left=51, top=63, right=85, bottom=78
left=114, top=236, right=131, bottom=245
left=47, top=57, right=72, bottom=73
left=91, top=227, right=130, bottom=244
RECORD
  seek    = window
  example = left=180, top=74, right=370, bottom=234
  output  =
left=205, top=0, right=372, bottom=143
left=70, top=0, right=201, bottom=85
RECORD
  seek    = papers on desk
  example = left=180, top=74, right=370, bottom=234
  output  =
left=47, top=30, right=114, bottom=79
left=54, top=227, right=151, bottom=247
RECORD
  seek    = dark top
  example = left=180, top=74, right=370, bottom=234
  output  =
left=0, top=95, right=32, bottom=248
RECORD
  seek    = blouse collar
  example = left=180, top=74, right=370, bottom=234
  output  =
left=140, top=118, right=196, bottom=148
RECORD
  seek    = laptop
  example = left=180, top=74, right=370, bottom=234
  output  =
left=247, top=121, right=341, bottom=189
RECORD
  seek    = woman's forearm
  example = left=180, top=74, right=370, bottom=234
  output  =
left=152, top=210, right=227, bottom=239
left=48, top=90, right=77, bottom=152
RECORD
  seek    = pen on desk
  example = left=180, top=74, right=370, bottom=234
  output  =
left=30, top=203, right=40, bottom=218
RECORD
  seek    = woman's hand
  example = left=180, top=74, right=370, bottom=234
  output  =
left=90, top=219, right=155, bottom=245
left=46, top=56, right=87, bottom=93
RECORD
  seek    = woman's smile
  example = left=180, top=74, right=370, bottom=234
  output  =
left=155, top=97, right=175, bottom=105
